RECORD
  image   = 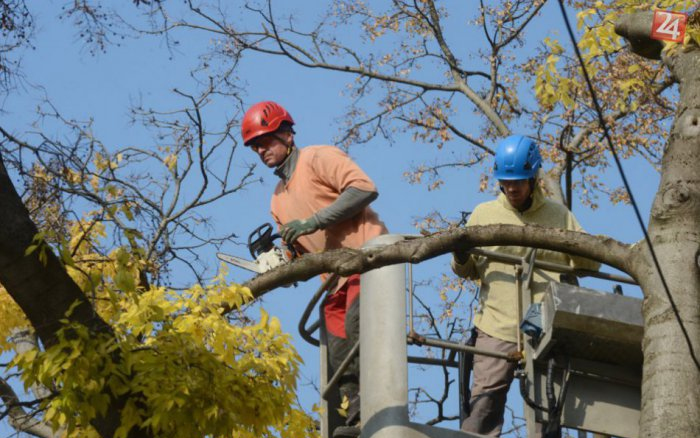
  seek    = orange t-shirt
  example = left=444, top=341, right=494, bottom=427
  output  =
left=270, top=146, right=387, bottom=284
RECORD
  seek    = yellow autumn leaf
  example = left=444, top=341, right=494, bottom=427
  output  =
left=163, top=154, right=177, bottom=171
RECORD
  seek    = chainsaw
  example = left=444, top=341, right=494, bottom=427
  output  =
left=217, top=223, right=297, bottom=274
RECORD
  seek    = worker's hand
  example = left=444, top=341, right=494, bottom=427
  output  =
left=452, top=249, right=470, bottom=265
left=280, top=217, right=320, bottom=244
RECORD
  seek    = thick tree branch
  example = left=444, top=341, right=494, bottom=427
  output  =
left=242, top=225, right=633, bottom=299
left=10, top=330, right=52, bottom=400
left=614, top=12, right=663, bottom=60
left=0, top=154, right=109, bottom=346
left=0, top=154, right=153, bottom=438
left=0, top=377, right=58, bottom=438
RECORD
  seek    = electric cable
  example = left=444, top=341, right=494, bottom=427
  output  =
left=556, top=0, right=700, bottom=372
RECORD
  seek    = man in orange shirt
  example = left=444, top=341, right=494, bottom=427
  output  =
left=241, top=101, right=388, bottom=438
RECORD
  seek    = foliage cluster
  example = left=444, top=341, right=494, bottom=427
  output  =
left=5, top=246, right=315, bottom=437
left=0, top=152, right=315, bottom=436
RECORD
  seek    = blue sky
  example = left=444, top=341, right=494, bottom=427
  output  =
left=1, top=1, right=661, bottom=436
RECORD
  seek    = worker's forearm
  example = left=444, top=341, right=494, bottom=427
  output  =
left=313, top=187, right=378, bottom=229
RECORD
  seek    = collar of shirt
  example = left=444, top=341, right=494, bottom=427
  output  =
left=273, top=147, right=299, bottom=183
left=497, top=185, right=547, bottom=215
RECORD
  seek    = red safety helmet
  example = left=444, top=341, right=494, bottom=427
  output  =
left=241, top=101, right=295, bottom=146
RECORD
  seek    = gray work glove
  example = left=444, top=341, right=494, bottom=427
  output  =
left=280, top=217, right=320, bottom=244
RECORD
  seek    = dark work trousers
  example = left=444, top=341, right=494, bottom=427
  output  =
left=461, top=328, right=518, bottom=436
left=323, top=274, right=361, bottom=425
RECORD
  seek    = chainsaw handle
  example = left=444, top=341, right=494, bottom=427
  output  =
left=248, top=223, right=275, bottom=258
left=248, top=222, right=299, bottom=260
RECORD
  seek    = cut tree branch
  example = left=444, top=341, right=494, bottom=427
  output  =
left=241, top=225, right=634, bottom=301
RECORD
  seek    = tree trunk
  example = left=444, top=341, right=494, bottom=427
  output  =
left=639, top=47, right=700, bottom=437
left=0, top=155, right=152, bottom=438
left=0, top=155, right=108, bottom=346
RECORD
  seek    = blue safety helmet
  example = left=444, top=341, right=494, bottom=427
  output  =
left=493, top=135, right=541, bottom=180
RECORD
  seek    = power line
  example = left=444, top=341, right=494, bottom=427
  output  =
left=556, top=0, right=700, bottom=373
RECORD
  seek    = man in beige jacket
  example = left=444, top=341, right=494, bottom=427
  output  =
left=452, top=135, right=600, bottom=436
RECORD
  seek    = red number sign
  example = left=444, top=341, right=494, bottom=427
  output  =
left=651, top=10, right=687, bottom=43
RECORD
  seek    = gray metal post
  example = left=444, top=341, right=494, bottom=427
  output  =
left=361, top=234, right=410, bottom=437
left=360, top=234, right=484, bottom=438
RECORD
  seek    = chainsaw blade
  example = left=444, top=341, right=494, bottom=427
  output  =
left=216, top=252, right=263, bottom=274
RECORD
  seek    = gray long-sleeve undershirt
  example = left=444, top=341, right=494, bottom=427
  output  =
left=313, top=187, right=378, bottom=229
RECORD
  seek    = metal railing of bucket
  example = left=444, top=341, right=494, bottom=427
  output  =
left=297, top=234, right=640, bottom=438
